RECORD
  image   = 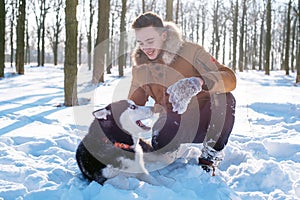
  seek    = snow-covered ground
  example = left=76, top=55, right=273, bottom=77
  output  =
left=0, top=65, right=299, bottom=200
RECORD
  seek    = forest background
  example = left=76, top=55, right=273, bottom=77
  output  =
left=0, top=0, right=299, bottom=106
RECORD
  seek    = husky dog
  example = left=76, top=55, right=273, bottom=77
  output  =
left=76, top=100, right=158, bottom=185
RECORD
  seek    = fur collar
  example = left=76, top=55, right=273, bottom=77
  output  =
left=132, top=22, right=184, bottom=66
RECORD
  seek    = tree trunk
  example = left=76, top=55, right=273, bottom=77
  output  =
left=258, top=10, right=264, bottom=71
left=10, top=0, right=16, bottom=68
left=291, top=17, right=297, bottom=73
left=0, top=0, right=5, bottom=78
left=64, top=0, right=78, bottom=106
left=78, top=33, right=83, bottom=66
left=37, top=29, right=41, bottom=66
left=142, top=0, right=145, bottom=13
left=41, top=3, right=45, bottom=67
left=87, top=0, right=94, bottom=71
left=51, top=0, right=63, bottom=66
left=93, top=0, right=110, bottom=84
left=232, top=0, right=238, bottom=72
left=175, top=0, right=179, bottom=24
left=252, top=16, right=257, bottom=70
left=118, top=0, right=126, bottom=77
left=25, top=18, right=30, bottom=64
left=222, top=24, right=226, bottom=64
left=166, top=0, right=173, bottom=21
left=296, top=0, right=300, bottom=83
left=284, top=0, right=292, bottom=76
left=265, top=0, right=271, bottom=75
left=15, top=0, right=26, bottom=75
left=238, top=0, right=246, bottom=72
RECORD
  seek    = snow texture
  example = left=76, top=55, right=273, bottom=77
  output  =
left=0, top=65, right=300, bottom=200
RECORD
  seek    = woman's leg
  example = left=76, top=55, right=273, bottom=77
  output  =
left=193, top=92, right=236, bottom=151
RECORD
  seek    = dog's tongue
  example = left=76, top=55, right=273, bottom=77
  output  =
left=136, top=120, right=144, bottom=127
left=136, top=120, right=151, bottom=131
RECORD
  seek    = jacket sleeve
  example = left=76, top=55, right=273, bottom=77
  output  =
left=193, top=47, right=236, bottom=93
left=128, top=66, right=149, bottom=106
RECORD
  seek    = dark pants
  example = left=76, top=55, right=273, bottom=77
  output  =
left=152, top=92, right=236, bottom=152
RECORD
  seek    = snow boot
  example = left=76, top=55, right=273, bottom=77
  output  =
left=198, top=145, right=224, bottom=176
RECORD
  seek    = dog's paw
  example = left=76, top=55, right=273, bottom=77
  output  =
left=102, top=165, right=120, bottom=179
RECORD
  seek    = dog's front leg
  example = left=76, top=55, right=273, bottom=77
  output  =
left=131, top=137, right=139, bottom=149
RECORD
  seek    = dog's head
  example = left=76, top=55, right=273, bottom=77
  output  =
left=93, top=100, right=155, bottom=138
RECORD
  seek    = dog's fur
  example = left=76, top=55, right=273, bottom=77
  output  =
left=76, top=100, right=158, bottom=185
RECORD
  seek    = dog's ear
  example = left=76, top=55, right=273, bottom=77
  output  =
left=93, top=108, right=111, bottom=120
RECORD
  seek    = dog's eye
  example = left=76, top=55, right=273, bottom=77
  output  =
left=130, top=105, right=137, bottom=110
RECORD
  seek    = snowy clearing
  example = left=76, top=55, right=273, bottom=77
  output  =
left=0, top=65, right=299, bottom=200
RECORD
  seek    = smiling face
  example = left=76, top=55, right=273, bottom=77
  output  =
left=135, top=26, right=167, bottom=60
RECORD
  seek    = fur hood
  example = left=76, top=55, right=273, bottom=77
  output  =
left=132, top=22, right=184, bottom=66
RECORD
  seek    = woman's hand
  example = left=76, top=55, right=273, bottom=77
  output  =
left=166, top=77, right=203, bottom=114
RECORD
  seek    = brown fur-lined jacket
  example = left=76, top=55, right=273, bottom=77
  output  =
left=128, top=22, right=236, bottom=110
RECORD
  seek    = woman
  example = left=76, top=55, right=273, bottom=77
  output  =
left=128, top=12, right=236, bottom=172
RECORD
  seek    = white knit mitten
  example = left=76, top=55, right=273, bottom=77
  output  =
left=167, top=77, right=202, bottom=114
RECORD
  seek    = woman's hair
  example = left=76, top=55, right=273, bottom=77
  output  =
left=131, top=12, right=164, bottom=29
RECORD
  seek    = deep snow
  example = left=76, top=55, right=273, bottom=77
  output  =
left=0, top=65, right=300, bottom=200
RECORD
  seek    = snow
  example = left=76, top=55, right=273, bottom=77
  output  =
left=0, top=65, right=300, bottom=200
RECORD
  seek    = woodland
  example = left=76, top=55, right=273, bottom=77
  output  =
left=0, top=0, right=299, bottom=106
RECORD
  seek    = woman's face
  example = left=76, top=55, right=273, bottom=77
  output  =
left=135, top=26, right=167, bottom=60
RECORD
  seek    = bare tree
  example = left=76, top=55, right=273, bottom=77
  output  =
left=291, top=17, right=297, bottom=73
left=15, top=0, right=26, bottom=75
left=238, top=0, right=247, bottom=72
left=25, top=8, right=30, bottom=65
left=79, top=33, right=84, bottom=66
left=249, top=0, right=259, bottom=70
left=31, top=0, right=50, bottom=66
left=265, top=0, right=271, bottom=75
left=64, top=0, right=78, bottom=106
left=47, top=0, right=63, bottom=66
left=211, top=0, right=221, bottom=60
left=175, top=0, right=180, bottom=23
left=200, top=1, right=208, bottom=47
left=284, top=0, right=292, bottom=75
left=41, top=1, right=50, bottom=66
left=9, top=0, right=17, bottom=67
left=232, top=0, right=238, bottom=72
left=87, top=0, right=96, bottom=70
left=0, top=0, right=5, bottom=78
left=166, top=0, right=173, bottom=21
left=258, top=6, right=265, bottom=71
left=142, top=0, right=145, bottom=13
left=93, top=0, right=110, bottom=84
left=118, top=0, right=126, bottom=77
left=296, top=0, right=300, bottom=83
